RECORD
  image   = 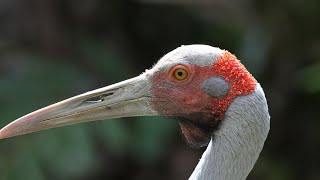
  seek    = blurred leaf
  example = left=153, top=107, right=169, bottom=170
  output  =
left=95, top=119, right=131, bottom=155
left=132, top=117, right=177, bottom=162
left=297, top=63, right=320, bottom=93
left=238, top=25, right=272, bottom=76
left=8, top=150, right=45, bottom=180
left=35, top=125, right=99, bottom=179
left=79, top=37, right=134, bottom=81
left=252, top=156, right=294, bottom=180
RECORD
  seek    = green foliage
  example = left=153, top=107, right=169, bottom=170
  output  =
left=132, top=117, right=177, bottom=162
left=297, top=63, right=320, bottom=93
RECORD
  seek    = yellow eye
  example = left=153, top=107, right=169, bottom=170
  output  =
left=174, top=69, right=188, bottom=80
left=169, top=65, right=190, bottom=82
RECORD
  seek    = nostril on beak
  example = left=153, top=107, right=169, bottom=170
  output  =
left=85, top=91, right=115, bottom=103
left=85, top=96, right=102, bottom=103
left=100, top=92, right=115, bottom=101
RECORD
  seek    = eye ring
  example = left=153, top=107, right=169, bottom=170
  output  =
left=169, top=65, right=190, bottom=82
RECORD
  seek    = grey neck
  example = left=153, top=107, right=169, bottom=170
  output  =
left=189, top=84, right=270, bottom=180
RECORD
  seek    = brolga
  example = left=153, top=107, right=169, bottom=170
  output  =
left=0, top=45, right=270, bottom=180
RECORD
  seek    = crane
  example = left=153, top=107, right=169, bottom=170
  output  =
left=0, top=45, right=270, bottom=180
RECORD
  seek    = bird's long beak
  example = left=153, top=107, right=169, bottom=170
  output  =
left=0, top=74, right=158, bottom=139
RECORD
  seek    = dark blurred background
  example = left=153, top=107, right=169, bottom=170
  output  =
left=0, top=0, right=320, bottom=180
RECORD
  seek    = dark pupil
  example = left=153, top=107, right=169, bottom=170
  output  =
left=177, top=71, right=183, bottom=76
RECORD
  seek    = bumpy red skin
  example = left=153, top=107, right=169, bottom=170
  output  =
left=151, top=51, right=257, bottom=147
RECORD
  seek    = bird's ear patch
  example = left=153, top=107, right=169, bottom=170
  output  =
left=201, top=77, right=230, bottom=97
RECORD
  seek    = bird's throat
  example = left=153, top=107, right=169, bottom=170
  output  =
left=178, top=114, right=221, bottom=148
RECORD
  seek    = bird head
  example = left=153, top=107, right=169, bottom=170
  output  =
left=0, top=45, right=257, bottom=148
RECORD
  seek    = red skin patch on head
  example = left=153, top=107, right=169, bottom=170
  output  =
left=209, top=51, right=257, bottom=120
left=151, top=51, right=256, bottom=120
left=150, top=51, right=256, bottom=146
